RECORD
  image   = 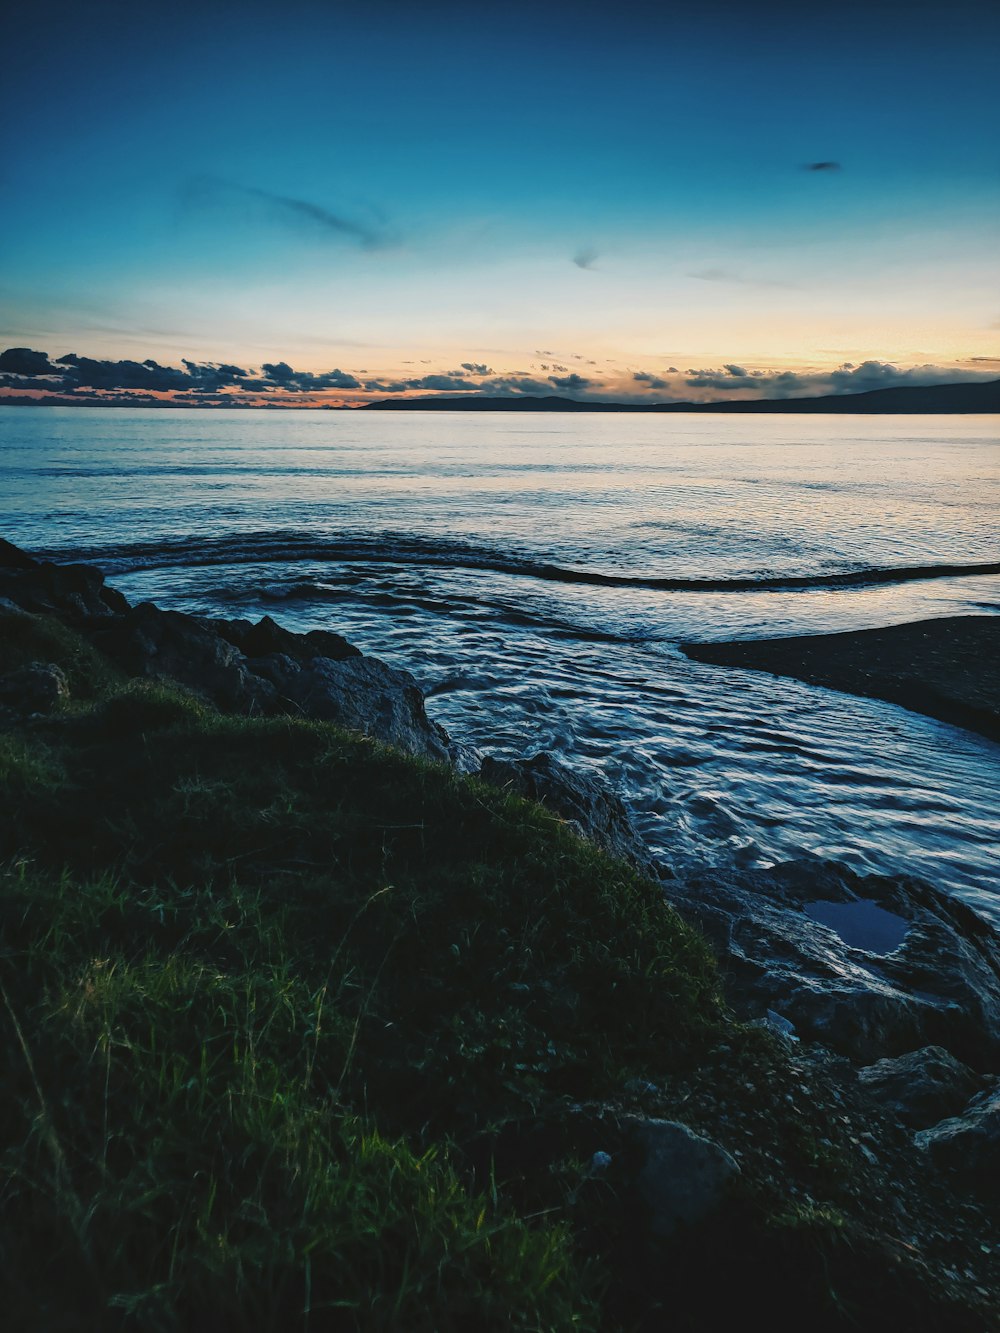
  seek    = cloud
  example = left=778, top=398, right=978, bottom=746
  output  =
left=682, top=359, right=997, bottom=399
left=403, top=374, right=471, bottom=392
left=689, top=267, right=737, bottom=283
left=181, top=175, right=396, bottom=250
left=55, top=353, right=192, bottom=392
left=685, top=364, right=802, bottom=394
left=0, top=347, right=62, bottom=376
left=633, top=370, right=669, bottom=389
left=803, top=161, right=842, bottom=171
left=477, top=376, right=558, bottom=396
left=260, top=362, right=361, bottom=391
left=548, top=373, right=595, bottom=391
left=362, top=373, right=477, bottom=394
left=461, top=362, right=492, bottom=375
left=689, top=267, right=794, bottom=289
left=572, top=248, right=599, bottom=270
left=0, top=347, right=364, bottom=398
left=823, top=360, right=975, bottom=393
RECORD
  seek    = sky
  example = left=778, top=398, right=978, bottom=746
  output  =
left=1, top=0, right=998, bottom=406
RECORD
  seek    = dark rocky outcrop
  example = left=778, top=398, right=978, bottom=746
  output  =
left=682, top=617, right=1000, bottom=743
left=206, top=613, right=360, bottom=665
left=663, top=858, right=1000, bottom=1068
left=857, top=1047, right=986, bottom=1129
left=479, top=751, right=655, bottom=872
left=915, top=1088, right=1000, bottom=1194
left=0, top=662, right=69, bottom=715
left=93, top=603, right=280, bottom=716
left=0, top=540, right=455, bottom=764
left=249, top=651, right=453, bottom=763
left=626, top=1118, right=740, bottom=1240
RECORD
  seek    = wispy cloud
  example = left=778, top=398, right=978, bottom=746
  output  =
left=688, top=267, right=794, bottom=289
left=572, top=248, right=599, bottom=270
left=803, top=161, right=842, bottom=171
left=180, top=176, right=397, bottom=250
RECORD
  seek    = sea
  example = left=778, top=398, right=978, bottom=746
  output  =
left=3, top=407, right=999, bottom=923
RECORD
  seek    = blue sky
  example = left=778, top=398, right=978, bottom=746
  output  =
left=2, top=0, right=998, bottom=403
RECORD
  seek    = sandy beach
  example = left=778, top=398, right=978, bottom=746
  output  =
left=683, top=615, right=1000, bottom=743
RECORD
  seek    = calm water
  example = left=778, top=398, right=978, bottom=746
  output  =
left=3, top=407, right=999, bottom=921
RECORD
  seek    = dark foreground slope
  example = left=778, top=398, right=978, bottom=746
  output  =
left=1, top=547, right=997, bottom=1330
left=683, top=615, right=1000, bottom=743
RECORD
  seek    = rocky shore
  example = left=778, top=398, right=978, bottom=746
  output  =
left=1, top=535, right=998, bottom=1328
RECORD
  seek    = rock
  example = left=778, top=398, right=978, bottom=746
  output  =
left=0, top=540, right=461, bottom=763
left=92, top=603, right=278, bottom=715
left=915, top=1088, right=1000, bottom=1194
left=479, top=751, right=653, bottom=870
left=0, top=662, right=70, bottom=714
left=627, top=1119, right=740, bottom=1239
left=207, top=613, right=360, bottom=664
left=264, top=654, right=454, bottom=762
left=858, top=1047, right=985, bottom=1129
left=665, top=858, right=1000, bottom=1067
left=0, top=553, right=128, bottom=620
left=0, top=538, right=38, bottom=570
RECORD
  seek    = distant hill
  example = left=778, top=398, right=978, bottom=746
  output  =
left=364, top=378, right=1000, bottom=414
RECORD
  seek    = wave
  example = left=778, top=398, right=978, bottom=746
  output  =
left=41, top=531, right=1000, bottom=595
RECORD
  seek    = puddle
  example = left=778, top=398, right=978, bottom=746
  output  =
left=803, top=899, right=909, bottom=955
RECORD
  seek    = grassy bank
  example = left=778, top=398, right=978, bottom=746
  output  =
left=0, top=612, right=992, bottom=1329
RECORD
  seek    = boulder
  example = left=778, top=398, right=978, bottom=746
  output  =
left=665, top=858, right=1000, bottom=1067
left=92, top=603, right=278, bottom=715
left=254, top=653, right=453, bottom=762
left=207, top=613, right=359, bottom=664
left=626, top=1118, right=740, bottom=1240
left=857, top=1047, right=985, bottom=1129
left=915, top=1088, right=1000, bottom=1194
left=0, top=540, right=461, bottom=762
left=0, top=662, right=70, bottom=714
left=479, top=751, right=653, bottom=871
left=0, top=549, right=128, bottom=620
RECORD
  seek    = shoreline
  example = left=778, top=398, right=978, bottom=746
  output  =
left=2, top=537, right=999, bottom=1325
left=682, top=615, right=1000, bottom=744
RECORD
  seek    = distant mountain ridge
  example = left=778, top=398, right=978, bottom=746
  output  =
left=364, top=378, right=1000, bottom=414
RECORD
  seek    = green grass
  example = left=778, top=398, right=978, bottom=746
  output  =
left=0, top=608, right=123, bottom=703
left=0, top=649, right=726, bottom=1328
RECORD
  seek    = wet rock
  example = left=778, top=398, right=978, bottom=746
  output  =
left=479, top=751, right=653, bottom=870
left=627, top=1119, right=740, bottom=1239
left=915, top=1088, right=1000, bottom=1194
left=0, top=540, right=460, bottom=762
left=249, top=651, right=454, bottom=761
left=208, top=613, right=360, bottom=664
left=0, top=662, right=70, bottom=714
left=858, top=1047, right=985, bottom=1129
left=0, top=545, right=127, bottom=620
left=665, top=858, right=1000, bottom=1066
left=0, top=538, right=38, bottom=570
left=271, top=655, right=454, bottom=762
left=93, top=603, right=278, bottom=715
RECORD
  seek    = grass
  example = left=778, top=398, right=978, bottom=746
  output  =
left=0, top=611, right=993, bottom=1330
left=0, top=618, right=722, bottom=1328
